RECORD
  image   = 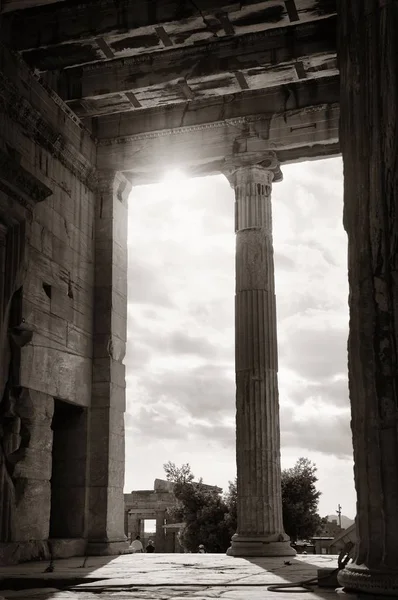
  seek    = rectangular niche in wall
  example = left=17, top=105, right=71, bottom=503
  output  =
left=50, top=398, right=87, bottom=539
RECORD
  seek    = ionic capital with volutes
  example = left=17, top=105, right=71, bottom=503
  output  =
left=223, top=147, right=283, bottom=189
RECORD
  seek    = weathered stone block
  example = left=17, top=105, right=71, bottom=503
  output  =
left=49, top=538, right=86, bottom=559
left=94, top=262, right=127, bottom=297
left=92, top=358, right=125, bottom=387
left=50, top=285, right=73, bottom=322
left=14, top=479, right=51, bottom=541
left=91, top=381, right=125, bottom=409
left=94, top=241, right=127, bottom=272
left=93, top=333, right=125, bottom=362
left=71, top=304, right=93, bottom=335
left=29, top=219, right=52, bottom=258
left=107, top=457, right=125, bottom=488
left=0, top=541, right=50, bottom=565
left=22, top=298, right=68, bottom=346
left=20, top=346, right=91, bottom=406
left=17, top=388, right=54, bottom=421
left=86, top=540, right=128, bottom=556
left=13, top=448, right=52, bottom=481
left=67, top=322, right=92, bottom=357
left=88, top=485, right=126, bottom=542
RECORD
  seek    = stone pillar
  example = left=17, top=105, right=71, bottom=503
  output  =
left=337, top=2, right=398, bottom=596
left=87, top=171, right=131, bottom=555
left=129, top=516, right=140, bottom=541
left=140, top=520, right=145, bottom=539
left=155, top=511, right=166, bottom=552
left=165, top=528, right=176, bottom=553
left=225, top=155, right=294, bottom=557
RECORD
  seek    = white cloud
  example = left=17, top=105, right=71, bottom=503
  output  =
left=125, top=157, right=356, bottom=517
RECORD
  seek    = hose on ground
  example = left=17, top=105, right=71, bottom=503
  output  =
left=267, top=568, right=340, bottom=593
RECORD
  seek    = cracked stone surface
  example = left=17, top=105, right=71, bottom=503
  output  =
left=0, top=553, right=340, bottom=599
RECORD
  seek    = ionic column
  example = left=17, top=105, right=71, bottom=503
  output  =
left=337, top=2, right=398, bottom=596
left=225, top=155, right=294, bottom=557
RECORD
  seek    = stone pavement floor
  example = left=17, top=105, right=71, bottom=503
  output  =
left=0, top=553, right=340, bottom=600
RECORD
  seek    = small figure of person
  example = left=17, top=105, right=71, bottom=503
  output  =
left=146, top=539, right=155, bottom=553
left=198, top=544, right=206, bottom=554
left=130, top=535, right=144, bottom=553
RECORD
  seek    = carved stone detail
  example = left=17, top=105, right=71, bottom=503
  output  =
left=0, top=69, right=96, bottom=190
left=97, top=104, right=336, bottom=147
left=0, top=148, right=52, bottom=216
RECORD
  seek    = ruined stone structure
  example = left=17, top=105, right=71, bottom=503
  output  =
left=124, top=478, right=221, bottom=553
left=0, top=0, right=397, bottom=595
left=124, top=479, right=181, bottom=553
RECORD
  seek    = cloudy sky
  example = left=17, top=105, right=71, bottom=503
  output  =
left=125, top=156, right=356, bottom=519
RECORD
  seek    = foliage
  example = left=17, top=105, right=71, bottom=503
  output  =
left=281, top=457, right=322, bottom=542
left=163, top=457, right=323, bottom=550
left=223, top=478, right=237, bottom=532
left=163, top=461, right=234, bottom=553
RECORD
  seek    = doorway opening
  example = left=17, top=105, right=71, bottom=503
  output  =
left=49, top=399, right=87, bottom=539
left=141, top=518, right=156, bottom=548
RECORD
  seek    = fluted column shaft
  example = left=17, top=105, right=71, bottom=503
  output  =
left=228, top=163, right=294, bottom=557
left=337, top=2, right=398, bottom=596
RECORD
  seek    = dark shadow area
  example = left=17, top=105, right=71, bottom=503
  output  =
left=244, top=555, right=340, bottom=599
left=0, top=555, right=124, bottom=592
left=0, top=577, right=102, bottom=591
left=50, top=399, right=87, bottom=539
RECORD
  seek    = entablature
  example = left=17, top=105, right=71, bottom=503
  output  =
left=97, top=84, right=340, bottom=183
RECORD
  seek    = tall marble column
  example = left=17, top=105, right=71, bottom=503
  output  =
left=337, top=2, right=398, bottom=596
left=225, top=155, right=294, bottom=557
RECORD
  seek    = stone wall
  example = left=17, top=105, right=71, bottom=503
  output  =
left=0, top=43, right=96, bottom=563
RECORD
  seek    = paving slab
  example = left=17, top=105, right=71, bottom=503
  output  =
left=0, top=553, right=340, bottom=600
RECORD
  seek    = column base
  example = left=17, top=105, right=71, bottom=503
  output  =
left=226, top=534, right=296, bottom=557
left=338, top=564, right=398, bottom=597
left=86, top=539, right=130, bottom=556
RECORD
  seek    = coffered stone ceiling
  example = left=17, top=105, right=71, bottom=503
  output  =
left=0, top=0, right=339, bottom=181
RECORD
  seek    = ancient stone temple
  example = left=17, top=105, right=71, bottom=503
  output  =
left=0, top=0, right=397, bottom=595
left=124, top=479, right=179, bottom=553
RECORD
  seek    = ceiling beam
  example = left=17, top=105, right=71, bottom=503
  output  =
left=95, top=75, right=339, bottom=140
left=0, top=0, right=276, bottom=49
left=1, top=0, right=65, bottom=12
left=1, top=1, right=337, bottom=74
left=55, top=17, right=336, bottom=103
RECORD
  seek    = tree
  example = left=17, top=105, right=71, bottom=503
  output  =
left=163, top=461, right=234, bottom=553
left=216, top=460, right=322, bottom=543
left=281, top=457, right=322, bottom=542
left=164, top=457, right=323, bottom=549
left=223, top=478, right=237, bottom=530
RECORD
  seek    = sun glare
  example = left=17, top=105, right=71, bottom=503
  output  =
left=162, top=168, right=187, bottom=184
left=161, top=168, right=192, bottom=200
